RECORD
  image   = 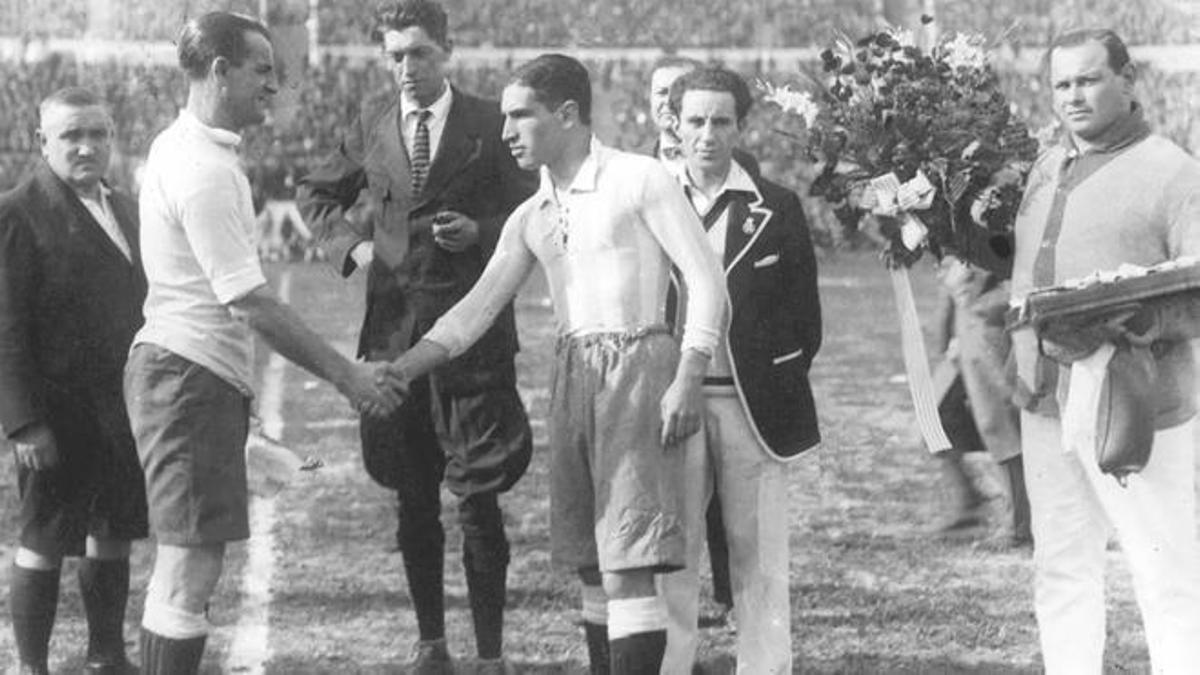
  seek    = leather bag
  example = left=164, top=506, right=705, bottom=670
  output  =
left=1094, top=344, right=1157, bottom=484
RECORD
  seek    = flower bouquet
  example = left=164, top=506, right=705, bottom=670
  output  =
left=761, top=18, right=1039, bottom=276
left=761, top=20, right=1040, bottom=453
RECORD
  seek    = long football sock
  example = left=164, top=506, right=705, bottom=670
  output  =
left=139, top=629, right=206, bottom=675
left=608, top=596, right=667, bottom=674
left=78, top=557, right=132, bottom=663
left=140, top=598, right=209, bottom=675
left=9, top=564, right=60, bottom=671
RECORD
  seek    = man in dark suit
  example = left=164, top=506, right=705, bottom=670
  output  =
left=658, top=67, right=822, bottom=674
left=297, top=1, right=535, bottom=670
left=0, top=87, right=146, bottom=675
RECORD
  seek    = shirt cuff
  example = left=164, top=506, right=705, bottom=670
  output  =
left=680, top=326, right=721, bottom=358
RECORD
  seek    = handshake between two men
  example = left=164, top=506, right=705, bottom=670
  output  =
left=347, top=340, right=452, bottom=418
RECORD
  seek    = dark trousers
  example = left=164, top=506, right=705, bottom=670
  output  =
left=363, top=373, right=529, bottom=657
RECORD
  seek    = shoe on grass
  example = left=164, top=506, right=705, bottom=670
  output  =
left=83, top=656, right=139, bottom=675
left=409, top=638, right=454, bottom=675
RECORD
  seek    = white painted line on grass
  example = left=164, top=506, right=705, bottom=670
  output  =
left=224, top=270, right=290, bottom=674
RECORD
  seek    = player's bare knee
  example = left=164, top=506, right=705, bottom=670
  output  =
left=149, top=543, right=226, bottom=612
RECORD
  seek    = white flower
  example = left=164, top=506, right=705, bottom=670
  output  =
left=759, top=81, right=820, bottom=129
left=891, top=28, right=916, bottom=48
left=940, top=33, right=987, bottom=70
left=900, top=213, right=929, bottom=251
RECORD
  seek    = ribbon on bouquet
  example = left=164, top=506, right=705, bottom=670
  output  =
left=864, top=171, right=951, bottom=452
left=890, top=267, right=952, bottom=453
left=861, top=171, right=936, bottom=250
left=862, top=171, right=936, bottom=217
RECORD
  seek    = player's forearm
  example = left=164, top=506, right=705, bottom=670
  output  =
left=390, top=339, right=451, bottom=382
left=423, top=233, right=533, bottom=357
left=229, top=286, right=356, bottom=394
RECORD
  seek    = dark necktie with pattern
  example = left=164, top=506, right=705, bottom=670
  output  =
left=410, top=109, right=432, bottom=196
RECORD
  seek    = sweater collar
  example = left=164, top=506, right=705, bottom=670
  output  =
left=1065, top=103, right=1150, bottom=158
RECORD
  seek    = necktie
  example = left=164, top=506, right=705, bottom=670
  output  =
left=410, top=109, right=432, bottom=196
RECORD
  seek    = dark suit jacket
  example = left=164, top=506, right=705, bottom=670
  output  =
left=0, top=161, right=146, bottom=456
left=724, top=176, right=822, bottom=458
left=298, top=87, right=536, bottom=394
left=669, top=170, right=822, bottom=459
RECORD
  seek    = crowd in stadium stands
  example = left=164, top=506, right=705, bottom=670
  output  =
left=4, top=0, right=1197, bottom=46
left=0, top=31, right=1196, bottom=258
left=1, top=0, right=88, bottom=39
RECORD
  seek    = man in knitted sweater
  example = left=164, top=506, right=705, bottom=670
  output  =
left=1010, top=28, right=1200, bottom=673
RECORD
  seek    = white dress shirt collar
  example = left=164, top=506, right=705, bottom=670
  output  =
left=77, top=181, right=132, bottom=261
left=672, top=157, right=759, bottom=216
left=400, top=81, right=453, bottom=160
left=400, top=80, right=453, bottom=122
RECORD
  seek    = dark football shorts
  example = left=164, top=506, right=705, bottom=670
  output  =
left=125, top=343, right=251, bottom=545
left=17, top=390, right=149, bottom=557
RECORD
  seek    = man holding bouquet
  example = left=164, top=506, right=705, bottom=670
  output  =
left=1011, top=28, right=1200, bottom=673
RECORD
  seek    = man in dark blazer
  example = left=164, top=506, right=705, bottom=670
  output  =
left=0, top=87, right=146, bottom=675
left=297, top=1, right=534, bottom=670
left=658, top=67, right=822, bottom=674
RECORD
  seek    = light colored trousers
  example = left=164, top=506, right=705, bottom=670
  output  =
left=658, top=388, right=792, bottom=674
left=1022, top=412, right=1200, bottom=674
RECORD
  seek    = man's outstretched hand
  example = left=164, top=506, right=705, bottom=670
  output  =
left=368, top=340, right=451, bottom=407
left=342, top=362, right=406, bottom=418
left=375, top=361, right=415, bottom=400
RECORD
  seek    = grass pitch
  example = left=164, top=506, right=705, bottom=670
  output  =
left=0, top=252, right=1171, bottom=673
